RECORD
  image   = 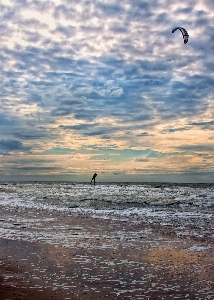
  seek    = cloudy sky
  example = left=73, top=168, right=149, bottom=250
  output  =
left=0, top=0, right=214, bottom=182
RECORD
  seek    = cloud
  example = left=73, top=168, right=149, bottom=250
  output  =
left=136, top=132, right=149, bottom=136
left=177, top=144, right=214, bottom=152
left=13, top=166, right=62, bottom=171
left=190, top=120, right=214, bottom=130
left=0, top=0, right=214, bottom=181
left=0, top=139, right=31, bottom=155
left=161, top=127, right=189, bottom=134
left=0, top=139, right=23, bottom=150
left=59, top=122, right=117, bottom=137
left=134, top=157, right=149, bottom=162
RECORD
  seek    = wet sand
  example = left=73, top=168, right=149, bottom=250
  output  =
left=0, top=208, right=213, bottom=299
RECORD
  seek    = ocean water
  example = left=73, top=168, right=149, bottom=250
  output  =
left=1, top=181, right=214, bottom=299
left=0, top=182, right=213, bottom=245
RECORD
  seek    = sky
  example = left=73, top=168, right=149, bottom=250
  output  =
left=0, top=0, right=214, bottom=183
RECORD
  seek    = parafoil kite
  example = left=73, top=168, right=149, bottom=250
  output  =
left=172, top=27, right=189, bottom=44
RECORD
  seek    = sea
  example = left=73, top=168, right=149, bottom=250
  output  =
left=0, top=181, right=213, bottom=245
left=0, top=181, right=214, bottom=299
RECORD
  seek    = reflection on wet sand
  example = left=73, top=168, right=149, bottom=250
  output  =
left=147, top=248, right=214, bottom=285
left=0, top=208, right=213, bottom=299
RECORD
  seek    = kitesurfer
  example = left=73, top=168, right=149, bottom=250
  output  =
left=91, top=173, right=97, bottom=185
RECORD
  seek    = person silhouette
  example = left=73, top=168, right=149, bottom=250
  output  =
left=91, top=173, right=97, bottom=185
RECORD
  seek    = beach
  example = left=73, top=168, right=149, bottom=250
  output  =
left=0, top=182, right=213, bottom=299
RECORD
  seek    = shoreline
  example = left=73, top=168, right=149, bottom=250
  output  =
left=0, top=207, right=213, bottom=299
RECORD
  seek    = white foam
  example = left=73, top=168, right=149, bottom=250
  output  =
left=0, top=182, right=213, bottom=243
left=187, top=245, right=211, bottom=252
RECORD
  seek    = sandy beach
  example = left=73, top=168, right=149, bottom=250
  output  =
left=0, top=205, right=213, bottom=300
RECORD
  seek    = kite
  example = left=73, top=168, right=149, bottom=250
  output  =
left=172, top=27, right=189, bottom=44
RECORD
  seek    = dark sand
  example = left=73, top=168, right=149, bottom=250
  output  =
left=0, top=207, right=213, bottom=299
